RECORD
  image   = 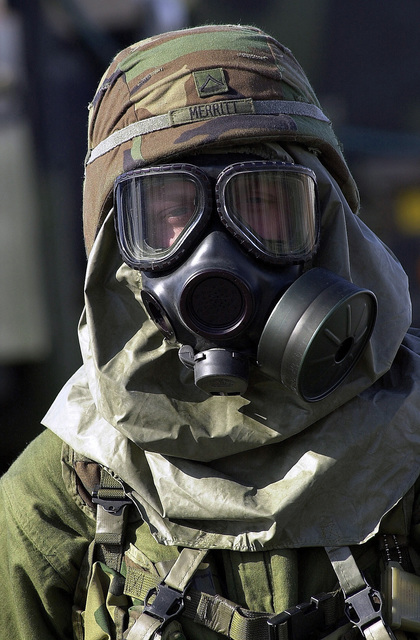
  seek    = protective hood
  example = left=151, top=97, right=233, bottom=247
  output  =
left=44, top=26, right=420, bottom=552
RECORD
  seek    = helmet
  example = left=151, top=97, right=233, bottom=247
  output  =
left=83, top=24, right=359, bottom=254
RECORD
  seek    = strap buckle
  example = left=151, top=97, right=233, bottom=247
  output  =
left=143, top=583, right=186, bottom=627
left=344, top=585, right=391, bottom=637
left=91, top=487, right=132, bottom=516
left=268, top=593, right=332, bottom=640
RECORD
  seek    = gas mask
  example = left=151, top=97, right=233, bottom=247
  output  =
left=114, top=159, right=377, bottom=401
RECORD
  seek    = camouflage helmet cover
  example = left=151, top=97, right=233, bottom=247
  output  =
left=83, top=24, right=359, bottom=253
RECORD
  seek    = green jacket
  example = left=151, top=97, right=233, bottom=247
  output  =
left=2, top=428, right=420, bottom=640
left=0, top=430, right=94, bottom=639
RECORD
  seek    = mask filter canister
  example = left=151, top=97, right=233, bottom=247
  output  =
left=257, top=267, right=377, bottom=401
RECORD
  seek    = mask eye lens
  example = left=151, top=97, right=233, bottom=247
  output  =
left=140, top=175, right=198, bottom=250
left=218, top=163, right=319, bottom=263
left=114, top=165, right=211, bottom=270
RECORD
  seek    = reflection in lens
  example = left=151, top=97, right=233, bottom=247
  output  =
left=224, top=169, right=316, bottom=259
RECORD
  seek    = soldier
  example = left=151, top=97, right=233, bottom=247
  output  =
left=2, top=24, right=420, bottom=640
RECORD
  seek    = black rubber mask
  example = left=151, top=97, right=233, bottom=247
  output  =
left=115, top=161, right=377, bottom=400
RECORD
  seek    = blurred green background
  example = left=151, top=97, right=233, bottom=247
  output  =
left=1, top=0, right=420, bottom=472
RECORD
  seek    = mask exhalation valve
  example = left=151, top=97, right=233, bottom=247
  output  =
left=179, top=345, right=249, bottom=395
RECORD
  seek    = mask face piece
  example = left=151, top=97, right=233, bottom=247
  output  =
left=140, top=229, right=302, bottom=394
left=114, top=160, right=377, bottom=400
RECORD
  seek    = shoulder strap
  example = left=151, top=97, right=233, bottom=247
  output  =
left=326, top=546, right=396, bottom=640
left=126, top=547, right=208, bottom=640
left=91, top=466, right=133, bottom=572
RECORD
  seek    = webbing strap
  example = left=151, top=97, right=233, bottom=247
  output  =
left=97, top=467, right=126, bottom=496
left=124, top=561, right=346, bottom=640
left=363, top=620, right=393, bottom=640
left=125, top=573, right=279, bottom=640
left=126, top=614, right=162, bottom=640
left=126, top=548, right=208, bottom=640
left=326, top=546, right=396, bottom=640
left=185, top=591, right=273, bottom=640
left=164, top=547, right=208, bottom=592
left=326, top=546, right=366, bottom=596
left=87, top=99, right=330, bottom=164
left=93, top=468, right=131, bottom=572
left=125, top=566, right=161, bottom=601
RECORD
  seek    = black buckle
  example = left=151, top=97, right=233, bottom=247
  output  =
left=91, top=488, right=132, bottom=516
left=268, top=593, right=332, bottom=640
left=143, top=584, right=185, bottom=627
left=344, top=585, right=391, bottom=637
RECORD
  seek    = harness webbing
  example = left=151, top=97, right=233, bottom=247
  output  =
left=88, top=467, right=371, bottom=639
left=326, top=546, right=396, bottom=640
left=92, top=467, right=132, bottom=572
left=185, top=590, right=278, bottom=640
left=125, top=548, right=208, bottom=640
left=123, top=561, right=347, bottom=640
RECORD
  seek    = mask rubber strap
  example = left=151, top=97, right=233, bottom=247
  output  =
left=325, top=546, right=396, bottom=640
